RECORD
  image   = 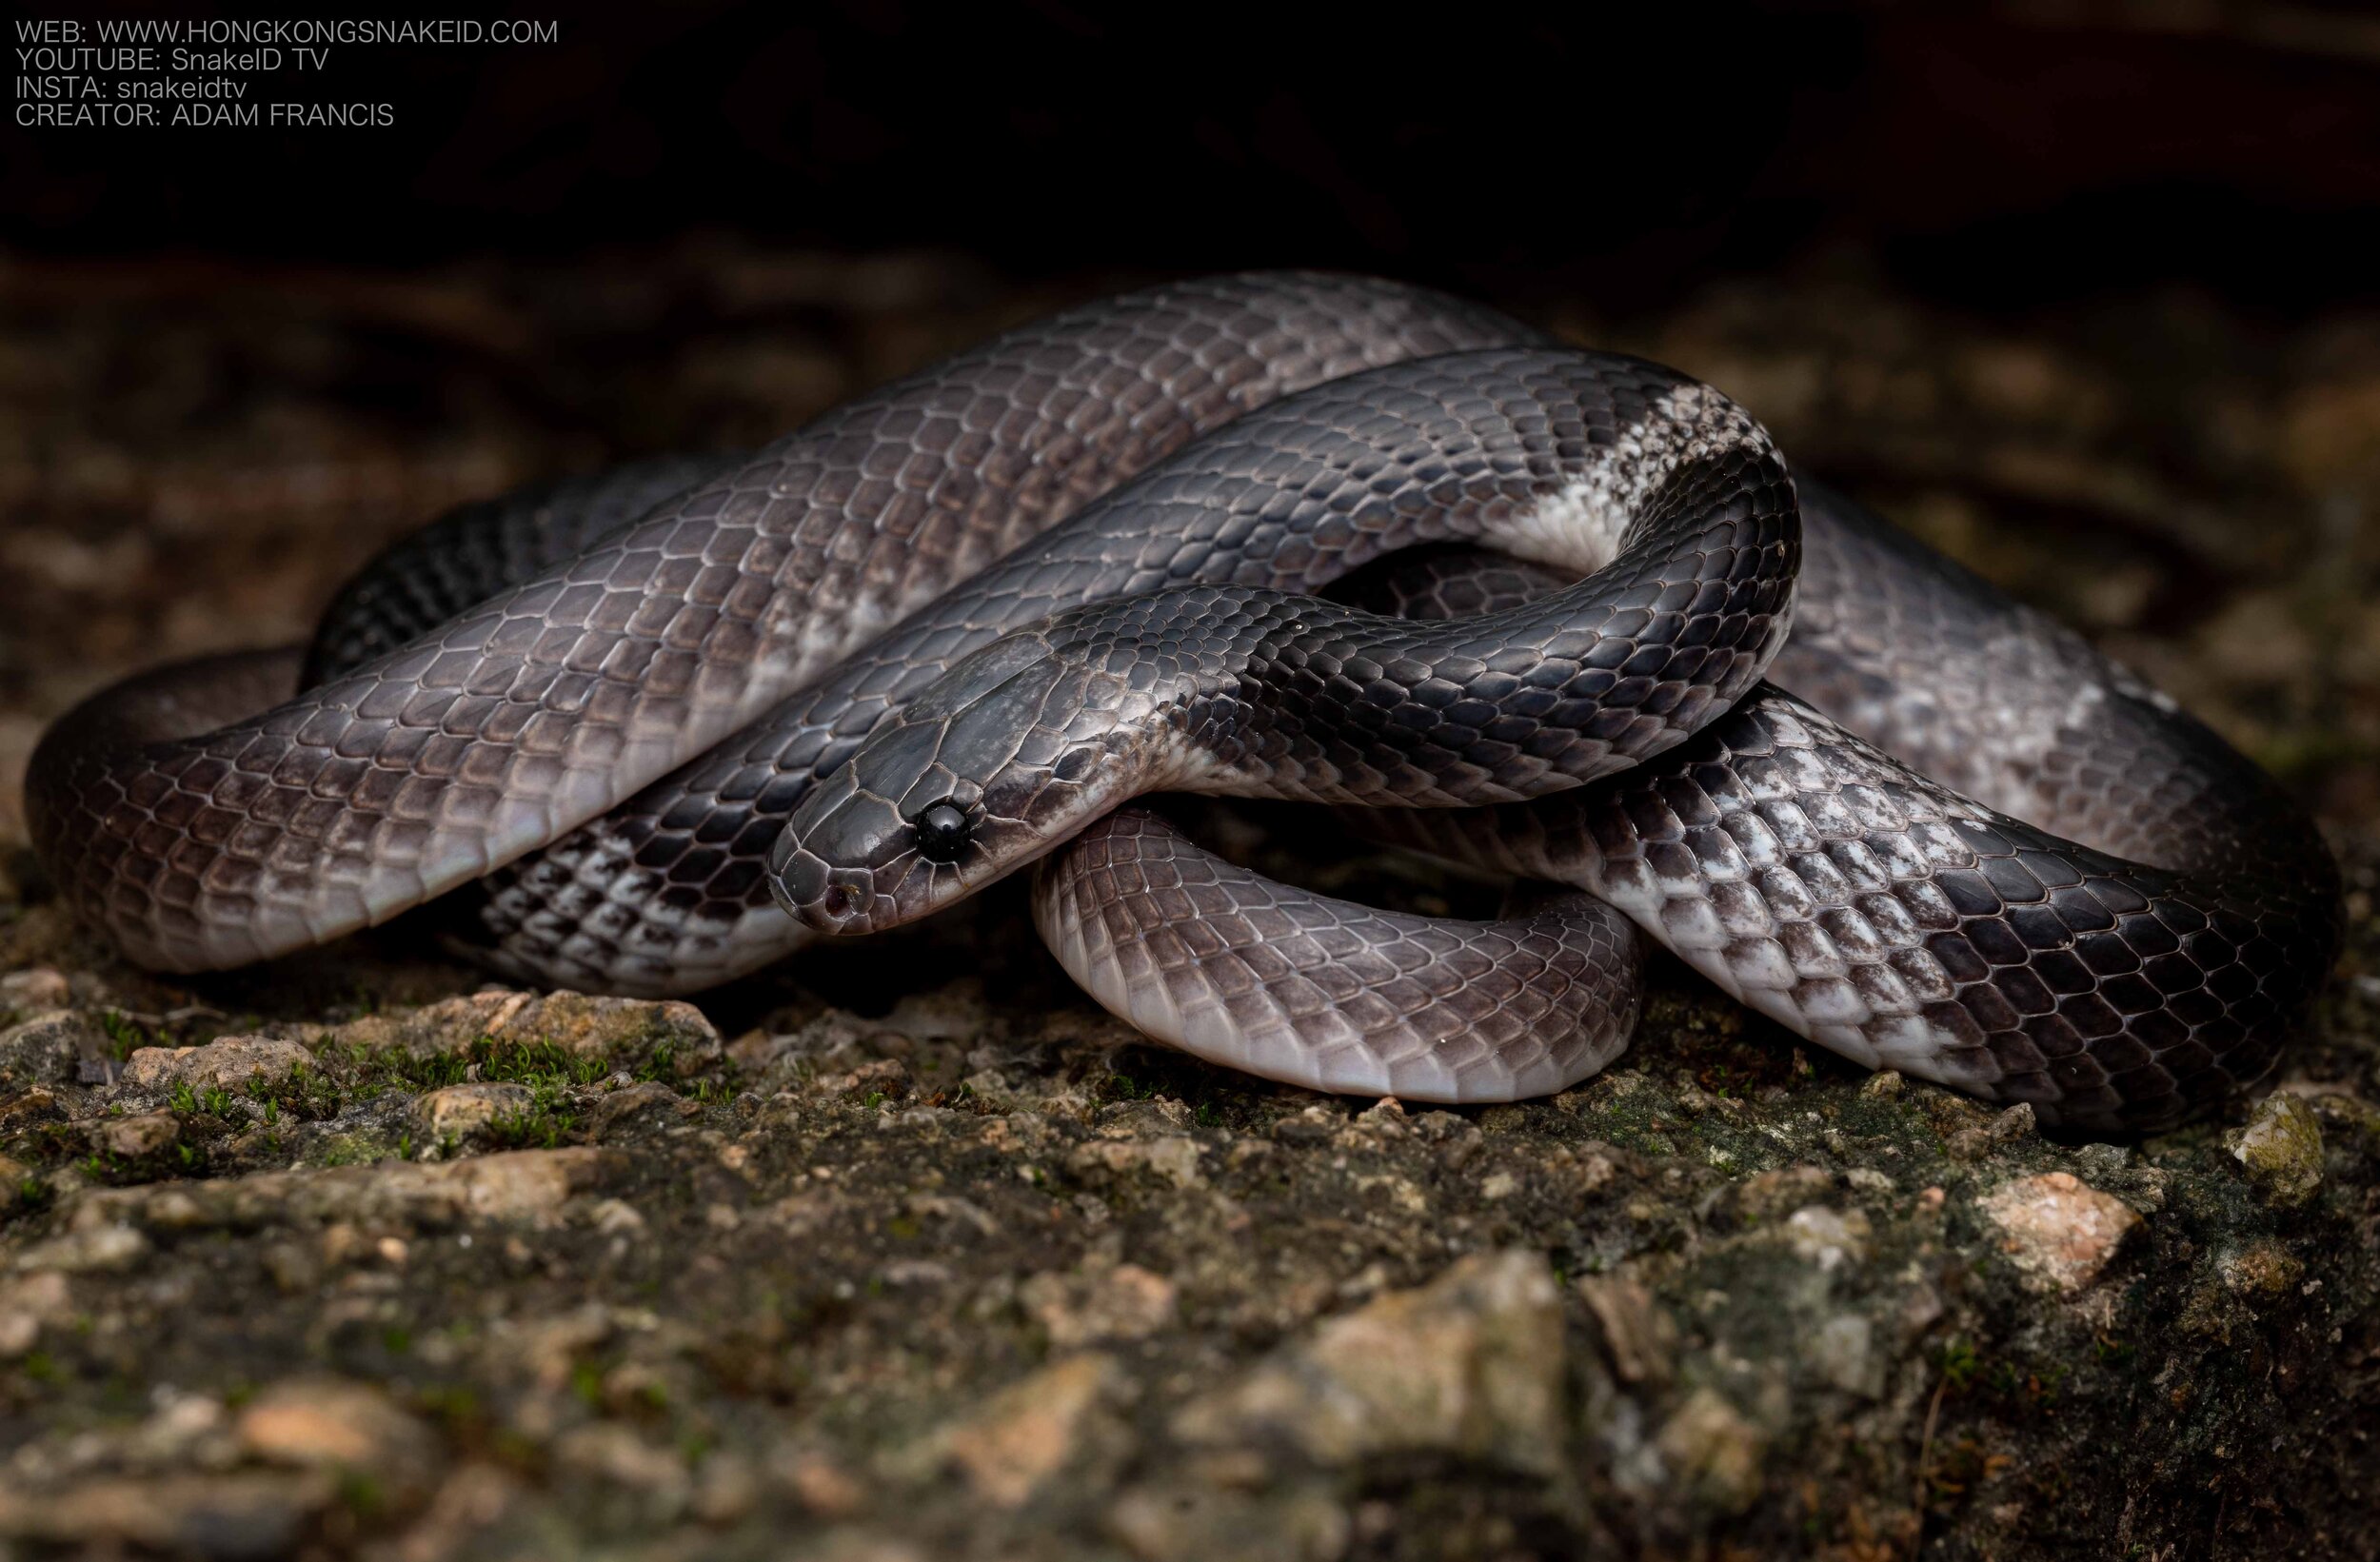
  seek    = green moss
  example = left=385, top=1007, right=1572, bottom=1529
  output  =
left=91, top=1010, right=156, bottom=1060
left=2226, top=1095, right=2325, bottom=1209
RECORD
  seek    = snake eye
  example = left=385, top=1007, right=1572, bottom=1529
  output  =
left=909, top=801, right=974, bottom=865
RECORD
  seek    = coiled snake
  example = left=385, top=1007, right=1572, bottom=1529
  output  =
left=27, top=274, right=2338, bottom=1132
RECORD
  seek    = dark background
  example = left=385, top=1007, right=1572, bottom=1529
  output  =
left=10, top=2, right=2378, bottom=313
left=4, top=0, right=2379, bottom=838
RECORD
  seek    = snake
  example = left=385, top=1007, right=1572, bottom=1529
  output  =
left=24, top=273, right=2338, bottom=1133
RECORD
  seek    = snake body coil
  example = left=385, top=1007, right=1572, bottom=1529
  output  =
left=29, top=274, right=2338, bottom=1132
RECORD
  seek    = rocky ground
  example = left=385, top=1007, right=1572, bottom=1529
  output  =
left=2, top=248, right=2377, bottom=1558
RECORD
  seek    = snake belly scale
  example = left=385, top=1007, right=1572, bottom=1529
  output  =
left=29, top=273, right=2338, bottom=1132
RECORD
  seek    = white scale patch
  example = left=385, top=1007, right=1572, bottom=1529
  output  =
left=1496, top=384, right=1769, bottom=573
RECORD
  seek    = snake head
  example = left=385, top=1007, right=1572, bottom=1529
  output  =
left=768, top=614, right=1207, bottom=936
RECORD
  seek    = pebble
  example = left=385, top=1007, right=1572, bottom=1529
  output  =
left=237, top=1376, right=438, bottom=1486
left=1978, top=1172, right=2143, bottom=1294
left=1174, top=1249, right=1565, bottom=1474
left=0, top=1272, right=69, bottom=1357
left=0, top=1010, right=104, bottom=1088
left=2219, top=1241, right=2308, bottom=1296
left=12, top=1223, right=150, bottom=1275
left=2072, top=1143, right=2132, bottom=1177
left=774, top=1449, right=868, bottom=1517
left=1024, top=1262, right=1180, bottom=1348
left=1575, top=1273, right=1677, bottom=1386
left=1653, top=1387, right=1768, bottom=1513
left=122, top=1035, right=314, bottom=1092
left=0, top=967, right=70, bottom=1009
left=340, top=988, right=724, bottom=1075
left=64, top=1147, right=625, bottom=1236
left=2226, top=1094, right=2325, bottom=1209
left=1809, top=1314, right=1884, bottom=1398
left=1988, top=1102, right=2037, bottom=1143
left=412, top=1082, right=534, bottom=1140
left=97, top=1110, right=179, bottom=1159
left=1735, top=1164, right=1836, bottom=1222
left=0, top=1470, right=332, bottom=1555
left=928, top=1353, right=1121, bottom=1507
left=1785, top=1205, right=1874, bottom=1272
left=590, top=1078, right=701, bottom=1137
left=0, top=1086, right=63, bottom=1129
left=1068, top=1136, right=1204, bottom=1189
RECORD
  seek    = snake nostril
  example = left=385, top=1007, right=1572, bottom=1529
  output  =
left=820, top=883, right=857, bottom=920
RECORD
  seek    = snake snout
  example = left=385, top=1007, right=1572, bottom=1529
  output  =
left=772, top=854, right=880, bottom=936
left=769, top=769, right=913, bottom=934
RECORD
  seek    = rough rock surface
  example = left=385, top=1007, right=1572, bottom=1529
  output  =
left=2, top=879, right=2374, bottom=1559
left=3, top=251, right=2377, bottom=1558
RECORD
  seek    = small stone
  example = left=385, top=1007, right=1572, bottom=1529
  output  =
left=591, top=1079, right=700, bottom=1137
left=1024, top=1262, right=1179, bottom=1348
left=0, top=967, right=70, bottom=1009
left=0, top=1086, right=63, bottom=1129
left=932, top=1353, right=1121, bottom=1507
left=344, top=989, right=724, bottom=1078
left=1068, top=1136, right=1203, bottom=1189
left=1979, top=1172, right=2142, bottom=1295
left=1809, top=1314, right=1883, bottom=1397
left=237, top=1376, right=438, bottom=1486
left=1987, top=1102, right=2036, bottom=1143
left=1734, top=1164, right=1835, bottom=1222
left=817, top=1057, right=913, bottom=1102
left=2218, top=1241, right=2307, bottom=1296
left=1785, top=1205, right=1874, bottom=1272
left=1946, top=1127, right=1993, bottom=1161
left=0, top=1010, right=105, bottom=1088
left=1576, top=1273, right=1677, bottom=1386
left=13, top=1223, right=150, bottom=1275
left=450, top=1149, right=620, bottom=1223
left=0, top=1471, right=332, bottom=1553
left=586, top=1197, right=647, bottom=1236
left=2072, top=1143, right=2131, bottom=1177
left=0, top=1273, right=69, bottom=1357
left=1654, top=1387, right=1768, bottom=1513
left=1175, top=1249, right=1565, bottom=1474
left=98, top=1110, right=179, bottom=1159
left=413, top=1081, right=535, bottom=1140
left=1859, top=1070, right=1905, bottom=1099
left=123, top=1035, right=313, bottom=1091
left=775, top=1449, right=868, bottom=1517
left=123, top=1391, right=233, bottom=1468
left=2226, top=1094, right=2324, bottom=1209
left=63, top=1146, right=625, bottom=1236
